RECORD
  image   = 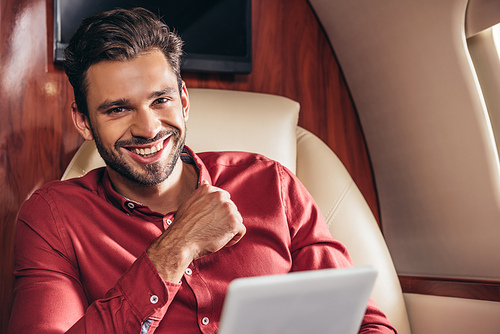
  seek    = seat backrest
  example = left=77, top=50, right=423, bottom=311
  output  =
left=62, top=88, right=411, bottom=334
left=295, top=127, right=411, bottom=334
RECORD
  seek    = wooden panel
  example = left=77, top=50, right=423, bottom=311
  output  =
left=0, top=0, right=378, bottom=331
left=0, top=0, right=84, bottom=331
left=400, top=275, right=500, bottom=302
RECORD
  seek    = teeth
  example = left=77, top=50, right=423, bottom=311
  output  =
left=133, top=141, right=164, bottom=157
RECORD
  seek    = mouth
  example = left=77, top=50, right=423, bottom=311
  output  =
left=131, top=141, right=164, bottom=157
left=122, top=137, right=169, bottom=159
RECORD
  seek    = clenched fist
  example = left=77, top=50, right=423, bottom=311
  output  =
left=147, top=180, right=245, bottom=283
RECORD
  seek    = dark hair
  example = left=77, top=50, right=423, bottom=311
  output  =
left=64, top=7, right=184, bottom=117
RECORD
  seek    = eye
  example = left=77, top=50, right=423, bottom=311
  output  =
left=152, top=97, right=170, bottom=106
left=106, top=107, right=127, bottom=115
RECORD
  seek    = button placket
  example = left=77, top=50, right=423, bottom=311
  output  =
left=185, top=264, right=214, bottom=332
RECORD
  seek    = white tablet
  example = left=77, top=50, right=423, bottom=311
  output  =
left=218, top=266, right=377, bottom=334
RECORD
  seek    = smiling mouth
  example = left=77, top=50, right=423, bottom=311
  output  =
left=135, top=141, right=164, bottom=157
left=124, top=140, right=165, bottom=158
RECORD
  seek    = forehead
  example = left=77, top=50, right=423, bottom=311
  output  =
left=85, top=50, right=178, bottom=107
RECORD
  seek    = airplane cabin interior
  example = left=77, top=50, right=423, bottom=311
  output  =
left=1, top=0, right=500, bottom=333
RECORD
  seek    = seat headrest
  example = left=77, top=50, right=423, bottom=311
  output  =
left=186, top=88, right=300, bottom=173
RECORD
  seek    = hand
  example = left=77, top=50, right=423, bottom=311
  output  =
left=147, top=181, right=245, bottom=282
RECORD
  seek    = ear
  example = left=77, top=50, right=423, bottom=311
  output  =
left=71, top=102, right=94, bottom=141
left=180, top=81, right=190, bottom=122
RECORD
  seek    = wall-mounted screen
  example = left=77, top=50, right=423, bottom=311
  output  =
left=54, top=0, right=252, bottom=74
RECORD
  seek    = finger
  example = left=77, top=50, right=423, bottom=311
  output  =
left=225, top=219, right=246, bottom=248
left=205, top=184, right=232, bottom=200
left=225, top=232, right=244, bottom=247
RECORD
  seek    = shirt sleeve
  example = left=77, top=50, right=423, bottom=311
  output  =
left=8, top=193, right=180, bottom=334
left=278, top=164, right=398, bottom=334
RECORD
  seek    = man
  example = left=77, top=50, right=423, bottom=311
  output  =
left=8, top=8, right=396, bottom=333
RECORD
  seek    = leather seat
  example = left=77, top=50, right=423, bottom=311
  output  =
left=62, top=88, right=411, bottom=334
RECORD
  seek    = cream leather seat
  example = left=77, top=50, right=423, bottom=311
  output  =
left=62, top=88, right=411, bottom=334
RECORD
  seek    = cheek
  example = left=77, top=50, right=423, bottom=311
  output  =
left=161, top=109, right=187, bottom=131
left=92, top=121, right=127, bottom=148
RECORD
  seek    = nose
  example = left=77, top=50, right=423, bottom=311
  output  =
left=130, top=107, right=162, bottom=139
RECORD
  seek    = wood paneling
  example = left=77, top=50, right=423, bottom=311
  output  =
left=0, top=0, right=378, bottom=331
left=0, top=0, right=85, bottom=331
left=400, top=276, right=500, bottom=302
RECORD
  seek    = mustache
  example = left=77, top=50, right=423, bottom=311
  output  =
left=114, top=128, right=180, bottom=148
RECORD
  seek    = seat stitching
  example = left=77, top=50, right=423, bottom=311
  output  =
left=324, top=181, right=353, bottom=227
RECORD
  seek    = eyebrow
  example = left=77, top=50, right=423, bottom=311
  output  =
left=149, top=87, right=177, bottom=100
left=96, top=98, right=131, bottom=112
left=96, top=87, right=178, bottom=112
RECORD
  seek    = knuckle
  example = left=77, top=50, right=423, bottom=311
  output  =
left=220, top=200, right=233, bottom=210
left=198, top=183, right=212, bottom=194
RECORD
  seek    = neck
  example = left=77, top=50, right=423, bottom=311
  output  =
left=108, top=160, right=198, bottom=214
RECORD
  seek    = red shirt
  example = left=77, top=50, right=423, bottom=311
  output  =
left=9, top=148, right=396, bottom=333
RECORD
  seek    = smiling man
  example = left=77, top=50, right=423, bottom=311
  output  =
left=8, top=8, right=396, bottom=334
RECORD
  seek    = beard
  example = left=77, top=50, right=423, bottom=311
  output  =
left=92, top=127, right=186, bottom=186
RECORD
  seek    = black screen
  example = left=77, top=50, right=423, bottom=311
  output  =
left=54, top=0, right=252, bottom=73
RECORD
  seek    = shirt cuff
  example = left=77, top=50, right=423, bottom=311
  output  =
left=116, top=252, right=181, bottom=321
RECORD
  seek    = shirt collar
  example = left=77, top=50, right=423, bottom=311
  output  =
left=183, top=145, right=213, bottom=187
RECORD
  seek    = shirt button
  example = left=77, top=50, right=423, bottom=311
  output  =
left=202, top=317, right=209, bottom=325
left=150, top=295, right=159, bottom=304
left=166, top=219, right=172, bottom=225
left=185, top=268, right=192, bottom=275
left=127, top=202, right=135, bottom=209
